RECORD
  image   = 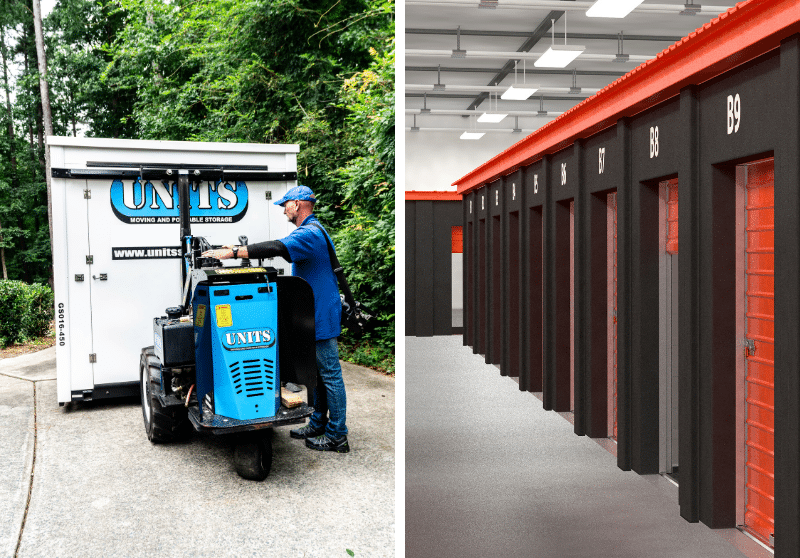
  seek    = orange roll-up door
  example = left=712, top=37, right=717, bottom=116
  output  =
left=666, top=180, right=679, bottom=254
left=743, top=159, right=775, bottom=546
left=452, top=226, right=463, bottom=253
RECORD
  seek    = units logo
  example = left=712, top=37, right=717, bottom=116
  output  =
left=222, top=329, right=276, bottom=351
left=109, top=179, right=248, bottom=224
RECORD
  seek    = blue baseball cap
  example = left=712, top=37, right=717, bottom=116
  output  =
left=274, top=185, right=316, bottom=206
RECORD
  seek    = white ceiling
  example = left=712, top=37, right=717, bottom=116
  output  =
left=405, top=0, right=733, bottom=135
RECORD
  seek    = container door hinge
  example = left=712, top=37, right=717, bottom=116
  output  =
left=742, top=338, right=756, bottom=357
left=265, top=191, right=272, bottom=200
left=86, top=255, right=93, bottom=265
left=84, top=187, right=91, bottom=199
left=89, top=353, right=97, bottom=363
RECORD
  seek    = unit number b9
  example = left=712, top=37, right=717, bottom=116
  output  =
left=727, top=93, right=741, bottom=135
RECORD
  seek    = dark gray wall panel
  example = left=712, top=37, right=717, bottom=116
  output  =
left=463, top=195, right=473, bottom=348
left=617, top=117, right=633, bottom=472
left=406, top=201, right=417, bottom=336
left=505, top=169, right=524, bottom=378
left=775, top=34, right=800, bottom=558
left=415, top=201, right=435, bottom=337
left=700, top=51, right=780, bottom=166
left=523, top=162, right=545, bottom=393
left=488, top=179, right=504, bottom=366
left=406, top=199, right=462, bottom=337
left=631, top=98, right=681, bottom=183
left=679, top=86, right=701, bottom=522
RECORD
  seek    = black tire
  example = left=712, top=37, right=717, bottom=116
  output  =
left=233, top=432, right=273, bottom=481
left=140, top=347, right=191, bottom=443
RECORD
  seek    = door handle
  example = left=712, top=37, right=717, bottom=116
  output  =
left=92, top=274, right=108, bottom=281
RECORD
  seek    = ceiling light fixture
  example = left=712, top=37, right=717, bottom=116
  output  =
left=502, top=60, right=538, bottom=100
left=535, top=15, right=584, bottom=68
left=451, top=26, right=467, bottom=58
left=478, top=92, right=507, bottom=123
left=461, top=114, right=484, bottom=140
left=586, top=0, right=645, bottom=18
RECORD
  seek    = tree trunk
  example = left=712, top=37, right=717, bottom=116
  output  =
left=32, top=0, right=54, bottom=282
left=0, top=219, right=6, bottom=280
left=0, top=24, right=19, bottom=189
left=16, top=215, right=30, bottom=283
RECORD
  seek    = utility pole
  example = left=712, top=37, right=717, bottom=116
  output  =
left=32, top=0, right=54, bottom=258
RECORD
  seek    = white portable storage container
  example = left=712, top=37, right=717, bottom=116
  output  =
left=50, top=137, right=299, bottom=405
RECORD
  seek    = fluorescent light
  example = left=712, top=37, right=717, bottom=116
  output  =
left=535, top=45, right=585, bottom=68
left=460, top=131, right=485, bottom=140
left=477, top=112, right=507, bottom=123
left=501, top=85, right=537, bottom=100
left=586, top=0, right=645, bottom=18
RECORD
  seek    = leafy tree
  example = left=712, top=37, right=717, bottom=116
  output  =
left=0, top=0, right=395, bottom=364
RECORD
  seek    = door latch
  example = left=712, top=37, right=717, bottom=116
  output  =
left=744, top=338, right=756, bottom=357
left=92, top=273, right=108, bottom=281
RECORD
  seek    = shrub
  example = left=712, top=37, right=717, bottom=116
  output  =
left=0, top=280, right=54, bottom=347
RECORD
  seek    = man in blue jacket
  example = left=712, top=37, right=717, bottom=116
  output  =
left=203, top=185, right=349, bottom=453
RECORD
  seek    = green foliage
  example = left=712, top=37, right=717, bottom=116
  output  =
left=338, top=336, right=394, bottom=375
left=0, top=280, right=54, bottom=346
left=99, top=0, right=396, bottom=354
left=0, top=0, right=395, bottom=364
left=331, top=43, right=394, bottom=351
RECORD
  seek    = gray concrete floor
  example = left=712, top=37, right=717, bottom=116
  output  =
left=406, top=336, right=772, bottom=558
left=1, top=347, right=394, bottom=558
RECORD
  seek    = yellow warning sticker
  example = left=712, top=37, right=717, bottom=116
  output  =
left=216, top=268, right=267, bottom=275
left=195, top=305, right=206, bottom=328
left=215, top=304, right=233, bottom=328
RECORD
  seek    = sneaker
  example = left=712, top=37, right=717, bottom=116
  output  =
left=290, top=423, right=325, bottom=439
left=305, top=434, right=350, bottom=453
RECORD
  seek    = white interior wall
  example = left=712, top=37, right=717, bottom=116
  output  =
left=452, top=253, right=463, bottom=310
left=405, top=131, right=521, bottom=192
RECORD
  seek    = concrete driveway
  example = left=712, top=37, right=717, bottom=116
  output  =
left=0, top=348, right=394, bottom=558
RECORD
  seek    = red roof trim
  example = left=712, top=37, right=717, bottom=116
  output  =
left=405, top=190, right=462, bottom=201
left=454, top=0, right=800, bottom=194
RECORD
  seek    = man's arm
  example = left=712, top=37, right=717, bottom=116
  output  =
left=246, top=240, right=292, bottom=262
left=202, top=240, right=292, bottom=262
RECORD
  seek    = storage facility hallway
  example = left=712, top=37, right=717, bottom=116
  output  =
left=405, top=336, right=771, bottom=558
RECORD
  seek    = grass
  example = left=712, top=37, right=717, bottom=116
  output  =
left=338, top=337, right=394, bottom=375
left=0, top=322, right=55, bottom=359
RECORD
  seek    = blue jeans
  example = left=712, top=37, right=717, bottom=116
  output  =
left=308, top=338, right=348, bottom=439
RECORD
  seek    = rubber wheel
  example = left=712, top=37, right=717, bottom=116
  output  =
left=140, top=347, right=191, bottom=443
left=234, top=432, right=273, bottom=481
